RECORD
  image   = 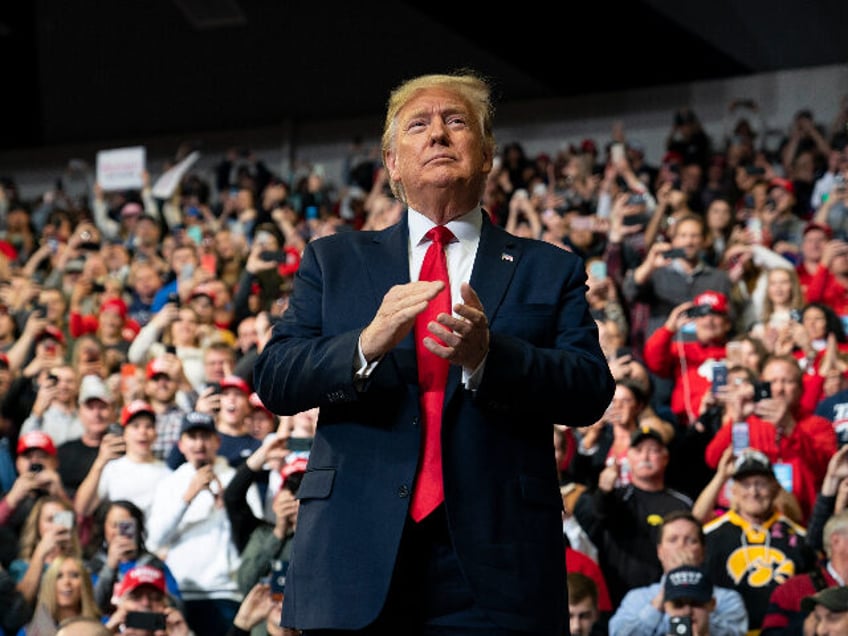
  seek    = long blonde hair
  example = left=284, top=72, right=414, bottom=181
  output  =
left=36, top=555, right=100, bottom=623
left=18, top=496, right=82, bottom=561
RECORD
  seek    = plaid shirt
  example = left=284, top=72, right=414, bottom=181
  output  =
left=152, top=405, right=186, bottom=462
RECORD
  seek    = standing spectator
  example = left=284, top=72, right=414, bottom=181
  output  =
left=0, top=431, right=69, bottom=537
left=143, top=356, right=192, bottom=462
left=147, top=412, right=262, bottom=634
left=796, top=222, right=832, bottom=299
left=20, top=555, right=100, bottom=635
left=56, top=375, right=119, bottom=500
left=642, top=292, right=732, bottom=428
left=254, top=70, right=614, bottom=634
left=84, top=499, right=181, bottom=616
left=73, top=400, right=171, bottom=521
left=806, top=238, right=848, bottom=316
left=573, top=426, right=693, bottom=606
left=609, top=509, right=748, bottom=636
left=102, top=564, right=191, bottom=636
left=19, top=365, right=81, bottom=448
left=704, top=354, right=837, bottom=524
left=703, top=451, right=817, bottom=630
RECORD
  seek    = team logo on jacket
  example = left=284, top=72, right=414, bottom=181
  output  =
left=726, top=546, right=795, bottom=587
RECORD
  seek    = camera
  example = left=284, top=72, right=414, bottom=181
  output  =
left=33, top=303, right=48, bottom=318
left=670, top=615, right=692, bottom=635
left=90, top=281, right=106, bottom=294
left=117, top=518, right=137, bottom=540
left=789, top=308, right=802, bottom=322
left=30, top=462, right=44, bottom=473
left=685, top=305, right=712, bottom=319
left=287, top=437, right=314, bottom=452
left=107, top=423, right=124, bottom=437
left=269, top=559, right=289, bottom=602
left=53, top=510, right=74, bottom=529
left=626, top=193, right=646, bottom=206
left=167, top=292, right=180, bottom=307
left=753, top=381, right=772, bottom=401
left=259, top=250, right=288, bottom=263
left=663, top=248, right=686, bottom=260
left=125, top=612, right=167, bottom=631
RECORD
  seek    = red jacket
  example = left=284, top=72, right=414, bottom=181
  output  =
left=760, top=565, right=838, bottom=633
left=705, top=413, right=837, bottom=524
left=805, top=265, right=848, bottom=315
left=643, top=326, right=727, bottom=425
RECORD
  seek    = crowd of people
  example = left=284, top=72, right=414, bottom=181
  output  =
left=0, top=78, right=848, bottom=635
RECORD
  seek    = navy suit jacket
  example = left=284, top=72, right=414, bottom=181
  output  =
left=254, top=211, right=615, bottom=633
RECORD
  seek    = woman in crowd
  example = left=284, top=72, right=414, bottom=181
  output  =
left=18, top=555, right=100, bottom=636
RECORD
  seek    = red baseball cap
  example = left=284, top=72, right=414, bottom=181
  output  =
left=249, top=392, right=272, bottom=416
left=36, top=325, right=65, bottom=346
left=280, top=456, right=309, bottom=487
left=115, top=565, right=166, bottom=598
left=220, top=374, right=250, bottom=396
left=803, top=221, right=833, bottom=240
left=100, top=297, right=128, bottom=320
left=692, top=291, right=729, bottom=315
left=277, top=246, right=302, bottom=277
left=17, top=431, right=57, bottom=457
left=189, top=284, right=216, bottom=304
left=120, top=399, right=156, bottom=426
left=145, top=357, right=170, bottom=380
left=769, top=177, right=796, bottom=196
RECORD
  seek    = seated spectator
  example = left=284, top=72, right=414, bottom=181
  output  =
left=20, top=555, right=100, bottom=635
left=574, top=426, right=693, bottom=606
left=704, top=354, right=837, bottom=524
left=84, top=499, right=180, bottom=616
left=762, top=509, right=848, bottom=634
left=102, top=564, right=191, bottom=636
left=609, top=509, right=748, bottom=636
left=10, top=495, right=82, bottom=606
left=73, top=400, right=171, bottom=521
left=703, top=450, right=817, bottom=631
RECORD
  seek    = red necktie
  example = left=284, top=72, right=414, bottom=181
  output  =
left=410, top=225, right=454, bottom=521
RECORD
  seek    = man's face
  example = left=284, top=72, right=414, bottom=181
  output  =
left=40, top=289, right=66, bottom=322
left=694, top=312, right=730, bottom=345
left=762, top=359, right=801, bottom=411
left=189, top=295, right=214, bottom=324
left=802, top=230, right=827, bottom=262
left=237, top=318, right=258, bottom=353
left=204, top=350, right=231, bottom=383
left=664, top=600, right=713, bottom=636
left=219, top=388, right=248, bottom=425
left=810, top=604, right=848, bottom=635
left=119, top=585, right=167, bottom=636
left=170, top=246, right=198, bottom=275
left=627, top=439, right=668, bottom=481
left=132, top=264, right=161, bottom=298
left=79, top=398, right=114, bottom=434
left=670, top=219, right=705, bottom=261
left=15, top=448, right=57, bottom=475
left=124, top=416, right=157, bottom=456
left=658, top=519, right=704, bottom=571
left=384, top=86, right=492, bottom=216
left=146, top=373, right=177, bottom=404
left=53, top=367, right=77, bottom=404
left=568, top=595, right=599, bottom=636
left=177, top=429, right=220, bottom=467
left=731, top=474, right=778, bottom=520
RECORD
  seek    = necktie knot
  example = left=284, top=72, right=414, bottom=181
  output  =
left=426, top=225, right=455, bottom=248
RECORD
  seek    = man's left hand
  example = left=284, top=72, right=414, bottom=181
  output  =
left=425, top=282, right=489, bottom=371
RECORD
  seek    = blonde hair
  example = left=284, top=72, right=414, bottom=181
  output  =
left=824, top=510, right=848, bottom=559
left=762, top=267, right=804, bottom=324
left=18, top=496, right=82, bottom=562
left=380, top=69, right=496, bottom=203
left=36, top=555, right=100, bottom=623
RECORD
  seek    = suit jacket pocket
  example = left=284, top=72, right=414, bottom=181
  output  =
left=295, top=468, right=335, bottom=500
left=519, top=474, right=562, bottom=509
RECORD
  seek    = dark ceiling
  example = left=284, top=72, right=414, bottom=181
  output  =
left=1, top=1, right=845, bottom=152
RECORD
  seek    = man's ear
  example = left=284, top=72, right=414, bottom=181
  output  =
left=384, top=151, right=399, bottom=182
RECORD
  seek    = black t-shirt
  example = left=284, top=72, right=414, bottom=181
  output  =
left=57, top=439, right=99, bottom=499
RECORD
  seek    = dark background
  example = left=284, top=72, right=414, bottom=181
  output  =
left=1, top=1, right=845, bottom=152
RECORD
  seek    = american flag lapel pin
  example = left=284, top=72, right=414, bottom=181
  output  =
left=501, top=253, right=514, bottom=262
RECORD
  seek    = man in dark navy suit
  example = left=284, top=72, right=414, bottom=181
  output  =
left=255, top=69, right=615, bottom=635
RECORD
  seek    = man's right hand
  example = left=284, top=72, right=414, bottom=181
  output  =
left=359, top=280, right=443, bottom=362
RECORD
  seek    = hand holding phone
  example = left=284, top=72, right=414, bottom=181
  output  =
left=125, top=611, right=167, bottom=631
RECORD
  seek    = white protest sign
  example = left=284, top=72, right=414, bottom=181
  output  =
left=152, top=151, right=201, bottom=199
left=96, top=146, right=146, bottom=191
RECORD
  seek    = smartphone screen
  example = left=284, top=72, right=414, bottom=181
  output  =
left=589, top=261, right=607, bottom=280
left=732, top=422, right=750, bottom=454
left=712, top=362, right=728, bottom=393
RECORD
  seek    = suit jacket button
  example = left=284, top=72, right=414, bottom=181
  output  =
left=398, top=485, right=409, bottom=498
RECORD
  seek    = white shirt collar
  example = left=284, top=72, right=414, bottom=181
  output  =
left=408, top=206, right=483, bottom=247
